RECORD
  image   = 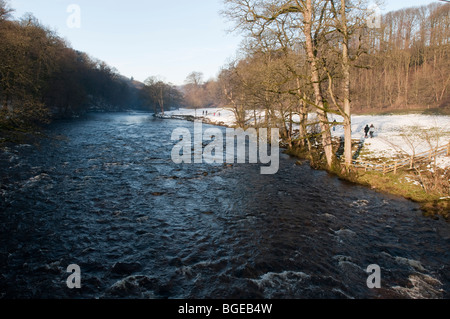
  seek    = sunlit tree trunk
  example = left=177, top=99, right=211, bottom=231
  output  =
left=339, top=0, right=352, bottom=169
left=304, top=0, right=333, bottom=168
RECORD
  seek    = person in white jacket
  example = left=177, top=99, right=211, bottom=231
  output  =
left=369, top=124, right=375, bottom=138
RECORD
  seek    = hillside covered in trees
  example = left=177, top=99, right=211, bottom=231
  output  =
left=0, top=0, right=186, bottom=140
left=0, top=4, right=126, bottom=120
left=352, top=2, right=450, bottom=112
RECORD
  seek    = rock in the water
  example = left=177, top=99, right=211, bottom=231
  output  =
left=106, top=275, right=159, bottom=298
left=395, top=257, right=426, bottom=272
left=111, top=262, right=142, bottom=275
left=151, top=192, right=166, bottom=196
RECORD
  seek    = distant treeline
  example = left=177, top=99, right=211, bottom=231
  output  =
left=0, top=1, right=185, bottom=137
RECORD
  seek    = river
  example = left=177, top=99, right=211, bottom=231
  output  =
left=0, top=112, right=448, bottom=299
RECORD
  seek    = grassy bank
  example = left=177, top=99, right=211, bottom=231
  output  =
left=285, top=146, right=449, bottom=221
left=347, top=170, right=449, bottom=220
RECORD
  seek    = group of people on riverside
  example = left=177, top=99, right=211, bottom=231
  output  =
left=202, top=110, right=220, bottom=117
left=364, top=124, right=376, bottom=138
left=331, top=120, right=376, bottom=139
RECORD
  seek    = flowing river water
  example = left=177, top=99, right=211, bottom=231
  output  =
left=0, top=112, right=449, bottom=299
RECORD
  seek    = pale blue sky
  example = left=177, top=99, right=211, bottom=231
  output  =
left=9, top=0, right=439, bottom=85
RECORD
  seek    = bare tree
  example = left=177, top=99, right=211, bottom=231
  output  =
left=217, top=63, right=249, bottom=127
left=185, top=71, right=204, bottom=87
left=223, top=0, right=337, bottom=168
left=184, top=71, right=206, bottom=116
left=0, top=0, right=13, bottom=21
left=143, top=76, right=177, bottom=115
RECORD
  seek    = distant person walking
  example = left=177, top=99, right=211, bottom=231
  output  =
left=369, top=124, right=375, bottom=138
left=364, top=125, right=370, bottom=138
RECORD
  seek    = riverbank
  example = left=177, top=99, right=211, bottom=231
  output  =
left=158, top=108, right=450, bottom=220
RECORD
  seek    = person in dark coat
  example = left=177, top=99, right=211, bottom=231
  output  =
left=364, top=125, right=370, bottom=138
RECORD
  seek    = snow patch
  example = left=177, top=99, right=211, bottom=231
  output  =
left=163, top=108, right=450, bottom=175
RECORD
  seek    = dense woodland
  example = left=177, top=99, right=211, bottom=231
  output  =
left=353, top=2, right=450, bottom=111
left=0, top=0, right=184, bottom=137
left=0, top=3, right=129, bottom=123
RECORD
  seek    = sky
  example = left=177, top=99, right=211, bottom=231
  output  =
left=8, top=0, right=440, bottom=86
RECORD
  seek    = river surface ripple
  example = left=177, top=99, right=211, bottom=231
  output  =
left=0, top=113, right=448, bottom=299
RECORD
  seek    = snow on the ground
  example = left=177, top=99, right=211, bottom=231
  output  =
left=163, top=108, right=450, bottom=169
left=329, top=114, right=450, bottom=169
left=164, top=108, right=237, bottom=127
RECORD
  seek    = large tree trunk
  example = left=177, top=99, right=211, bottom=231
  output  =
left=304, top=0, right=333, bottom=169
left=341, top=0, right=352, bottom=169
